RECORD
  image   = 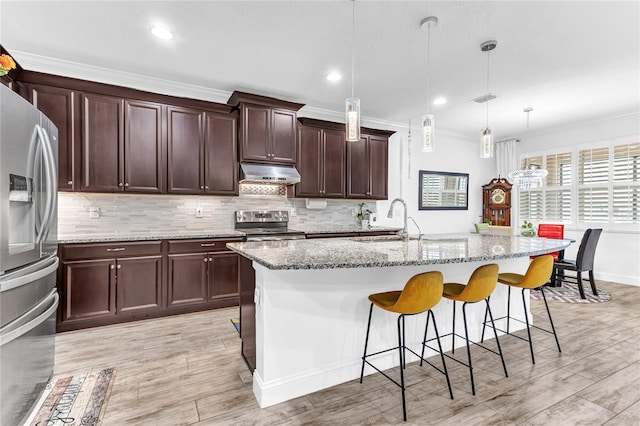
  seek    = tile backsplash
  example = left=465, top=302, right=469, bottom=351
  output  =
left=58, top=193, right=374, bottom=236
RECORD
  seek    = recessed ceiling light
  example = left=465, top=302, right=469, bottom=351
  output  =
left=326, top=72, right=342, bottom=82
left=433, top=97, right=447, bottom=105
left=151, top=26, right=173, bottom=40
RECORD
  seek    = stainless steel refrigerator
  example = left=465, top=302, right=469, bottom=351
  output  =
left=0, top=83, right=59, bottom=425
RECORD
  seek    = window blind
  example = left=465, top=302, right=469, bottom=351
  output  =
left=612, top=142, right=640, bottom=223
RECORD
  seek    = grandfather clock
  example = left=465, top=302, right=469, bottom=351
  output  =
left=482, top=177, right=512, bottom=226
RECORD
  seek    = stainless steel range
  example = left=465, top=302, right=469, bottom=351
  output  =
left=235, top=210, right=305, bottom=241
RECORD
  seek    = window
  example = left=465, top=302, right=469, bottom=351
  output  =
left=519, top=153, right=572, bottom=223
left=578, top=147, right=609, bottom=222
left=517, top=141, right=640, bottom=229
left=612, top=142, right=640, bottom=223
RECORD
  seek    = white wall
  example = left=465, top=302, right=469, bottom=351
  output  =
left=374, top=127, right=495, bottom=234
left=513, top=112, right=640, bottom=286
left=374, top=113, right=640, bottom=286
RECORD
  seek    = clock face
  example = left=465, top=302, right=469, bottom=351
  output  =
left=491, top=188, right=505, bottom=204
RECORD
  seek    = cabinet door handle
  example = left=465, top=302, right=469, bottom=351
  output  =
left=124, top=183, right=129, bottom=187
left=200, top=185, right=204, bottom=190
left=204, top=258, right=208, bottom=263
left=117, top=264, right=121, bottom=269
left=208, top=257, right=213, bottom=262
left=67, top=180, right=73, bottom=185
left=205, top=185, right=209, bottom=189
left=106, top=248, right=125, bottom=252
left=200, top=243, right=216, bottom=247
left=110, top=264, right=115, bottom=270
left=118, top=182, right=124, bottom=187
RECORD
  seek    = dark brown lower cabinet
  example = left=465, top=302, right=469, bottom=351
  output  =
left=239, top=255, right=256, bottom=371
left=167, top=253, right=208, bottom=306
left=166, top=239, right=240, bottom=309
left=116, top=256, right=163, bottom=314
left=57, top=238, right=241, bottom=332
left=61, top=258, right=116, bottom=323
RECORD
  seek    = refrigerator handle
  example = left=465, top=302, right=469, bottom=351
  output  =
left=39, top=126, right=57, bottom=242
left=0, top=257, right=59, bottom=293
left=34, top=125, right=54, bottom=244
left=0, top=291, right=59, bottom=347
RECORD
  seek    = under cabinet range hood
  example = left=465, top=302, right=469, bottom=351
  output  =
left=239, top=162, right=301, bottom=185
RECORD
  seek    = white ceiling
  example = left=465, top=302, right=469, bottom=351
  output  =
left=1, top=1, right=639, bottom=139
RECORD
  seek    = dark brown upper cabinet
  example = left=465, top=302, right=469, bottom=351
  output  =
left=80, top=93, right=125, bottom=192
left=17, top=71, right=236, bottom=196
left=203, top=111, right=238, bottom=195
left=167, top=106, right=203, bottom=194
left=227, top=91, right=304, bottom=165
left=297, top=118, right=346, bottom=198
left=80, top=95, right=164, bottom=193
left=28, top=84, right=80, bottom=191
left=347, top=129, right=394, bottom=200
left=167, top=106, right=238, bottom=195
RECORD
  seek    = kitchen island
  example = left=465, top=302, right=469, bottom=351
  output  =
left=227, top=234, right=572, bottom=408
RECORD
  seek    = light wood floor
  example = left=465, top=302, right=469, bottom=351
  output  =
left=53, top=280, right=640, bottom=425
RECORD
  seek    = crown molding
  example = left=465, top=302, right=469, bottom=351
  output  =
left=12, top=49, right=475, bottom=139
left=12, top=50, right=231, bottom=104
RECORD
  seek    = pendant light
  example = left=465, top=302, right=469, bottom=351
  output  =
left=420, top=16, right=438, bottom=152
left=508, top=108, right=548, bottom=189
left=480, top=40, right=497, bottom=158
left=346, top=0, right=360, bottom=142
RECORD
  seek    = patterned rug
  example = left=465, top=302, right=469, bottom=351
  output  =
left=25, top=368, right=115, bottom=426
left=231, top=317, right=240, bottom=333
left=531, top=282, right=612, bottom=303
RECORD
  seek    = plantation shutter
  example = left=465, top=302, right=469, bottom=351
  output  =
left=519, top=190, right=543, bottom=221
left=545, top=152, right=572, bottom=221
left=578, top=147, right=610, bottom=222
left=612, top=142, right=640, bottom=223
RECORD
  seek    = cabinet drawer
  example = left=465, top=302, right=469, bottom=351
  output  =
left=62, top=241, right=162, bottom=260
left=167, top=238, right=243, bottom=254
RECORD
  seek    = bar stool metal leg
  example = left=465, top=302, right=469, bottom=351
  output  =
left=360, top=303, right=374, bottom=383
left=486, top=299, right=508, bottom=378
left=429, top=309, right=454, bottom=400
left=540, top=287, right=562, bottom=353
left=420, top=310, right=454, bottom=400
left=397, top=315, right=407, bottom=421
left=461, top=302, right=475, bottom=395
left=520, top=288, right=536, bottom=364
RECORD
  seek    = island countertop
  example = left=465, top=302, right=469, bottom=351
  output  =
left=226, top=233, right=572, bottom=270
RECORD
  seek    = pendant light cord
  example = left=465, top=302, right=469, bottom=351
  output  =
left=485, top=48, right=490, bottom=129
left=351, top=0, right=355, bottom=99
left=426, top=21, right=431, bottom=115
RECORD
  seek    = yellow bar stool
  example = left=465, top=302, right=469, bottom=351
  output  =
left=440, top=263, right=508, bottom=396
left=483, top=255, right=561, bottom=364
left=360, top=271, right=453, bottom=422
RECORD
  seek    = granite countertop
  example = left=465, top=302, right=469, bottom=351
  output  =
left=226, top=233, right=574, bottom=270
left=294, top=226, right=402, bottom=234
left=57, top=229, right=245, bottom=244
left=56, top=226, right=402, bottom=244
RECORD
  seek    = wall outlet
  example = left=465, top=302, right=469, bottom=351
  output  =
left=195, top=206, right=204, bottom=218
left=290, top=207, right=297, bottom=217
left=89, top=206, right=100, bottom=219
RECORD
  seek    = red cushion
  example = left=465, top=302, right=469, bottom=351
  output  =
left=532, top=224, right=564, bottom=261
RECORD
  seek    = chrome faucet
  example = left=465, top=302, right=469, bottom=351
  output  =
left=388, top=198, right=409, bottom=241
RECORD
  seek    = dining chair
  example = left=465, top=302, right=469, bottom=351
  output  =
left=552, top=228, right=602, bottom=299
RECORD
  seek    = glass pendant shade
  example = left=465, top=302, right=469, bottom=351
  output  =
left=508, top=165, right=548, bottom=190
left=346, top=97, right=361, bottom=142
left=421, top=114, right=435, bottom=152
left=480, top=128, right=493, bottom=158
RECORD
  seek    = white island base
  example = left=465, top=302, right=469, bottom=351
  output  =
left=251, top=257, right=531, bottom=408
